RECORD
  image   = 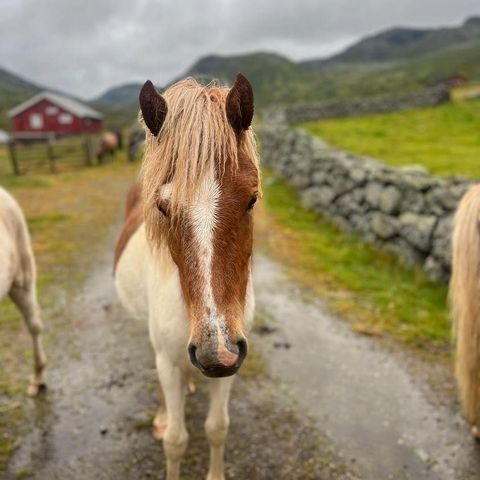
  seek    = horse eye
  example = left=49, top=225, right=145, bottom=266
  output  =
left=247, top=195, right=257, bottom=211
left=156, top=199, right=169, bottom=217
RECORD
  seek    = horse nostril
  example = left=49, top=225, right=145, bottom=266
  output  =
left=188, top=343, right=198, bottom=366
left=237, top=338, right=248, bottom=363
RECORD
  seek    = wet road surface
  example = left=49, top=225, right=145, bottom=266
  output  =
left=254, top=255, right=480, bottom=480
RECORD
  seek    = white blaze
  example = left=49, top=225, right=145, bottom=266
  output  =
left=190, top=172, right=221, bottom=324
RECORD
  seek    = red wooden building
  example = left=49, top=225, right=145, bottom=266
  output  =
left=8, top=92, right=103, bottom=135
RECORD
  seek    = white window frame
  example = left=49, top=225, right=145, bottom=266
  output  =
left=29, top=113, right=43, bottom=129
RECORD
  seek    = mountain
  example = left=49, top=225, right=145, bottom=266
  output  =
left=94, top=83, right=143, bottom=108
left=183, top=52, right=319, bottom=107
left=94, top=16, right=480, bottom=113
left=304, top=16, right=480, bottom=66
left=0, top=67, right=44, bottom=129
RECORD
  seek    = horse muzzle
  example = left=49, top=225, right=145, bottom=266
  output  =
left=187, top=337, right=248, bottom=378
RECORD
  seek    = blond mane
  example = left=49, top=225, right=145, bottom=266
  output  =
left=140, top=78, right=259, bottom=244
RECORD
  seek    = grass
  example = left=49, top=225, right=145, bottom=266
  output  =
left=256, top=170, right=450, bottom=351
left=302, top=99, right=480, bottom=177
left=0, top=150, right=138, bottom=471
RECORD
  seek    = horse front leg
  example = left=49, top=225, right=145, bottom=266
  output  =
left=205, top=376, right=235, bottom=480
left=155, top=354, right=188, bottom=480
left=9, top=283, right=47, bottom=396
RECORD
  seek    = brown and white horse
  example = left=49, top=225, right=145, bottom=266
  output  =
left=0, top=187, right=46, bottom=396
left=114, top=74, right=259, bottom=479
left=450, top=184, right=480, bottom=438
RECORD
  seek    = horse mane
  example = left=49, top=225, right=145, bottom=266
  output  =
left=450, top=184, right=480, bottom=426
left=140, top=77, right=259, bottom=246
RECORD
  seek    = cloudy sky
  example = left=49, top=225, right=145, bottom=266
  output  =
left=0, top=0, right=479, bottom=99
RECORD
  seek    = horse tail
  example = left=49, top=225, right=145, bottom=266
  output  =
left=450, top=184, right=480, bottom=434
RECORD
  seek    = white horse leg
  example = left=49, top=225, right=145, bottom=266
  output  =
left=205, top=376, right=235, bottom=480
left=9, top=282, right=46, bottom=396
left=153, top=387, right=167, bottom=440
left=155, top=354, right=188, bottom=480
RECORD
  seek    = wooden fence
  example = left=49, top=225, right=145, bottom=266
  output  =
left=6, top=133, right=96, bottom=175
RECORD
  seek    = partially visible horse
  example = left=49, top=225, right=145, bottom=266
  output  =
left=450, top=184, right=480, bottom=438
left=96, top=130, right=122, bottom=162
left=0, top=187, right=46, bottom=396
left=114, top=74, right=259, bottom=479
left=127, top=128, right=144, bottom=162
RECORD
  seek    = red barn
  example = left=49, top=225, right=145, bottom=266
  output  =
left=8, top=91, right=103, bottom=135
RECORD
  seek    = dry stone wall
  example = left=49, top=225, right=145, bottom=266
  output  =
left=261, top=110, right=472, bottom=283
left=283, top=87, right=450, bottom=124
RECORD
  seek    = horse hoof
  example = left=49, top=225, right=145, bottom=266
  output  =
left=472, top=425, right=480, bottom=440
left=27, top=381, right=47, bottom=397
left=152, top=424, right=166, bottom=440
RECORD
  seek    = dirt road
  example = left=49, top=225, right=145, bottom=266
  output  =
left=4, top=232, right=480, bottom=479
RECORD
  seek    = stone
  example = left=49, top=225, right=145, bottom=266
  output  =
left=329, top=175, right=355, bottom=196
left=300, top=187, right=323, bottom=209
left=365, top=182, right=383, bottom=208
left=316, top=186, right=336, bottom=207
left=335, top=191, right=366, bottom=217
left=290, top=172, right=311, bottom=189
left=401, top=189, right=425, bottom=213
left=438, top=184, right=470, bottom=211
left=371, top=213, right=399, bottom=239
left=399, top=164, right=429, bottom=175
left=379, top=186, right=402, bottom=215
left=312, top=169, right=329, bottom=185
left=399, top=213, right=437, bottom=252
left=432, top=214, right=453, bottom=267
left=350, top=167, right=367, bottom=184
left=423, top=256, right=448, bottom=283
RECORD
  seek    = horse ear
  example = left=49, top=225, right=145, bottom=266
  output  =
left=139, top=80, right=168, bottom=136
left=226, top=73, right=254, bottom=134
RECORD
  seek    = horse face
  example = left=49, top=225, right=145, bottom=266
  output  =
left=141, top=74, right=257, bottom=377
left=159, top=154, right=258, bottom=378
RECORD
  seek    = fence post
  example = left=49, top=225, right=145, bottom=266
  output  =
left=84, top=136, right=93, bottom=166
left=7, top=140, right=20, bottom=176
left=47, top=135, right=56, bottom=173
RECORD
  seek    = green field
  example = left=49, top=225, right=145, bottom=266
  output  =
left=303, top=99, right=480, bottom=178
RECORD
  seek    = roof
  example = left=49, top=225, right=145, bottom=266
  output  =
left=8, top=91, right=103, bottom=120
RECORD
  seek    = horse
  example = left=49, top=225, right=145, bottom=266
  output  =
left=450, top=184, right=480, bottom=438
left=96, top=131, right=120, bottom=162
left=114, top=74, right=259, bottom=480
left=0, top=187, right=46, bottom=396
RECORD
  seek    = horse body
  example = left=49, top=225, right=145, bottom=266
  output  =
left=97, top=131, right=119, bottom=161
left=0, top=187, right=46, bottom=396
left=114, top=75, right=259, bottom=479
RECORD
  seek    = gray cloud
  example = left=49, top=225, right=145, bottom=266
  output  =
left=0, top=0, right=479, bottom=98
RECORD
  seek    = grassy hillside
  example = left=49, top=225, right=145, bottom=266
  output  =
left=0, top=67, right=43, bottom=130
left=303, top=98, right=480, bottom=177
left=93, top=83, right=142, bottom=108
